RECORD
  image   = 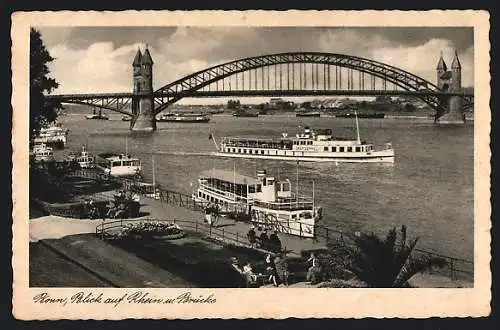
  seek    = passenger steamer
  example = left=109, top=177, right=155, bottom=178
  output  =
left=192, top=169, right=322, bottom=238
left=211, top=113, right=394, bottom=163
left=33, top=124, right=69, bottom=149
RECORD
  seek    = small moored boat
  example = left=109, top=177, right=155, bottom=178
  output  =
left=96, top=153, right=141, bottom=177
left=32, top=143, right=54, bottom=162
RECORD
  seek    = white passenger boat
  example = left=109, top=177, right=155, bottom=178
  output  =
left=31, top=143, right=54, bottom=162
left=67, top=145, right=95, bottom=168
left=96, top=153, right=141, bottom=177
left=33, top=123, right=69, bottom=149
left=211, top=113, right=394, bottom=163
left=192, top=169, right=322, bottom=238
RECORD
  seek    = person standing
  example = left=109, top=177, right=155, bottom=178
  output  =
left=265, top=253, right=278, bottom=286
left=274, top=256, right=289, bottom=287
left=306, top=252, right=320, bottom=284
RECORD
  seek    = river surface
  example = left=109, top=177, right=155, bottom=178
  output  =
left=57, top=110, right=474, bottom=260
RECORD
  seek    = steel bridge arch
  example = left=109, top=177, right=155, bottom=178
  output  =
left=153, top=52, right=444, bottom=115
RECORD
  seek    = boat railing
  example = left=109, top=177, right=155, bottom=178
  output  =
left=252, top=200, right=314, bottom=211
left=199, top=185, right=247, bottom=202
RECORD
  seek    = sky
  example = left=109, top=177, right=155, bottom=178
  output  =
left=37, top=26, right=474, bottom=104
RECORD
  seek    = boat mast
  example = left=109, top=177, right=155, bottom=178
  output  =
left=125, top=137, right=128, bottom=156
left=233, top=162, right=236, bottom=203
left=152, top=154, right=155, bottom=187
left=296, top=160, right=299, bottom=207
left=312, top=179, right=315, bottom=214
left=355, top=109, right=361, bottom=144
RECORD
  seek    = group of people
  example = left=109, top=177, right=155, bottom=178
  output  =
left=203, top=203, right=221, bottom=227
left=83, top=199, right=100, bottom=219
left=246, top=225, right=282, bottom=252
left=230, top=253, right=289, bottom=288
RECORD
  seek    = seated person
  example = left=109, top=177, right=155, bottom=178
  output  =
left=268, top=230, right=282, bottom=252
left=247, top=226, right=257, bottom=246
left=242, top=262, right=259, bottom=287
left=258, top=230, right=269, bottom=249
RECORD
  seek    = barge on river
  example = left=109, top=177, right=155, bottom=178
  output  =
left=211, top=114, right=394, bottom=163
left=157, top=112, right=210, bottom=123
left=192, top=169, right=322, bottom=238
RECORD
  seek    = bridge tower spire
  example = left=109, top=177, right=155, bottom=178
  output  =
left=131, top=45, right=156, bottom=132
left=436, top=51, right=448, bottom=90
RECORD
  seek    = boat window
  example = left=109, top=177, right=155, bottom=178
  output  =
left=198, top=191, right=202, bottom=197
left=238, top=149, right=241, bottom=153
left=332, top=146, right=337, bottom=152
left=248, top=186, right=256, bottom=193
left=282, top=182, right=290, bottom=191
left=309, top=141, right=313, bottom=145
left=112, top=161, right=121, bottom=166
left=355, top=147, right=361, bottom=152
left=256, top=184, right=262, bottom=192
left=244, top=149, right=247, bottom=154
left=133, top=160, right=140, bottom=166
left=291, top=214, right=297, bottom=219
left=339, top=147, right=344, bottom=152
left=123, top=160, right=132, bottom=166
left=261, top=150, right=265, bottom=154
left=324, top=146, right=328, bottom=151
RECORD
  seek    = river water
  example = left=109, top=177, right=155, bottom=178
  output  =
left=57, top=110, right=474, bottom=261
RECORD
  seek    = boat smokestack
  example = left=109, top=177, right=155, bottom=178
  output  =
left=257, top=169, right=267, bottom=180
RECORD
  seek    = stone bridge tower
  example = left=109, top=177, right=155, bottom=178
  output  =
left=435, top=51, right=464, bottom=124
left=131, top=46, right=156, bottom=132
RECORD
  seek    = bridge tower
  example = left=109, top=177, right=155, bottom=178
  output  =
left=131, top=46, right=156, bottom=132
left=435, top=50, right=465, bottom=124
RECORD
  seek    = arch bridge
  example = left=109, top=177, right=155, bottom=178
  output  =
left=46, top=51, right=474, bottom=131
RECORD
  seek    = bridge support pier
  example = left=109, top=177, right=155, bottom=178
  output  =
left=130, top=96, right=156, bottom=132
left=435, top=96, right=465, bottom=124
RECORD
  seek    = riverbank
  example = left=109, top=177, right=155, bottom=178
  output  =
left=30, top=193, right=473, bottom=288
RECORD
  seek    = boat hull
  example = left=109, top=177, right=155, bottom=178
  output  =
left=212, top=150, right=395, bottom=163
left=296, top=113, right=321, bottom=117
left=157, top=118, right=210, bottom=123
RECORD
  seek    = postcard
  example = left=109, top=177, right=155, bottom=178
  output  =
left=12, top=10, right=491, bottom=319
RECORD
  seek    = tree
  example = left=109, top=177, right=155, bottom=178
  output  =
left=344, top=225, right=447, bottom=287
left=30, top=28, right=63, bottom=141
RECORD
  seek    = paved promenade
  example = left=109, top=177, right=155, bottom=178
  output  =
left=30, top=193, right=472, bottom=288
